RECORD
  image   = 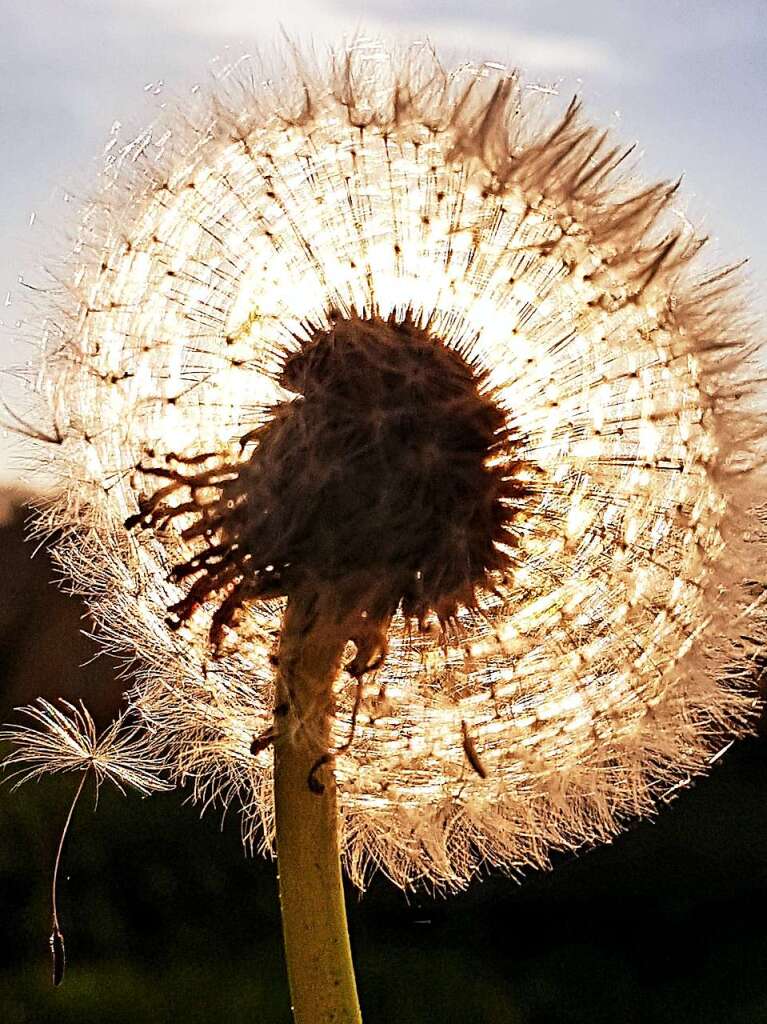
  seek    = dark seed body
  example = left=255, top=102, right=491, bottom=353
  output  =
left=50, top=924, right=65, bottom=986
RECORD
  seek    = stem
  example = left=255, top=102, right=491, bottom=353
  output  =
left=273, top=589, right=363, bottom=1024
left=50, top=770, right=88, bottom=985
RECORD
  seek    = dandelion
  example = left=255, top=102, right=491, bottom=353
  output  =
left=9, top=41, right=767, bottom=1022
left=1, top=699, right=170, bottom=984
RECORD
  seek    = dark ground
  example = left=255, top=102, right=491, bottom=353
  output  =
left=1, top=493, right=766, bottom=1024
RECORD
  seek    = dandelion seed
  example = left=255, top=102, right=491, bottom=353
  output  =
left=461, top=719, right=488, bottom=780
left=1, top=700, right=170, bottom=984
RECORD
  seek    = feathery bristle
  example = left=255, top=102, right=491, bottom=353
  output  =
left=1, top=699, right=171, bottom=796
left=10, top=42, right=767, bottom=888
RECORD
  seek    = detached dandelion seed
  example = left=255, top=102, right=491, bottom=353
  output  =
left=1, top=700, right=170, bottom=985
left=7, top=41, right=767, bottom=1022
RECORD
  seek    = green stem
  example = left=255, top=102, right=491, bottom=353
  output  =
left=273, top=590, right=363, bottom=1024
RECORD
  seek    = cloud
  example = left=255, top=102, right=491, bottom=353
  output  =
left=366, top=22, right=617, bottom=74
left=124, top=0, right=618, bottom=75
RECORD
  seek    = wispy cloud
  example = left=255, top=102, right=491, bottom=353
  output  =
left=362, top=22, right=617, bottom=74
left=126, top=0, right=618, bottom=74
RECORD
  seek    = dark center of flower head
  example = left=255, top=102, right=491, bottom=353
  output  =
left=129, top=312, right=530, bottom=669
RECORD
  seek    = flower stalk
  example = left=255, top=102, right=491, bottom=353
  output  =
left=273, top=587, right=363, bottom=1024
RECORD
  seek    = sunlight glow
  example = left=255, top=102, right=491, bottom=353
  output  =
left=21, top=46, right=767, bottom=888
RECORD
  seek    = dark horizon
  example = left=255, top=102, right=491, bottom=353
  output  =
left=1, top=493, right=766, bottom=1023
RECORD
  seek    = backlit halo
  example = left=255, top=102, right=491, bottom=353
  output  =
left=34, top=44, right=766, bottom=888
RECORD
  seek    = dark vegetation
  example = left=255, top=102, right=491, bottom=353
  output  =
left=1, top=492, right=766, bottom=1024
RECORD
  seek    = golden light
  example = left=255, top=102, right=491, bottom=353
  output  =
left=25, top=43, right=766, bottom=890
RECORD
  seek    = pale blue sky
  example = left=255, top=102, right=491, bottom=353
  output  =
left=1, top=1, right=765, bottom=482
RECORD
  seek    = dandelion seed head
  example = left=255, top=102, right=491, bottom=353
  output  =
left=22, top=43, right=767, bottom=887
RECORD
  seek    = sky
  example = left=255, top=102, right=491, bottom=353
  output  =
left=1, top=0, right=765, bottom=483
